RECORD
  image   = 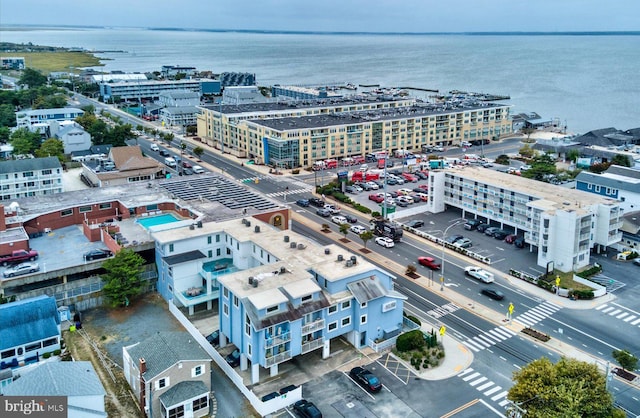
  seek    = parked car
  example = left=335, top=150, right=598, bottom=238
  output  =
left=464, top=219, right=482, bottom=230
left=453, top=237, right=473, bottom=248
left=504, top=234, right=518, bottom=244
left=418, top=256, right=441, bottom=270
left=293, top=399, right=322, bottom=418
left=345, top=185, right=358, bottom=194
left=481, top=288, right=505, bottom=300
left=343, top=214, right=358, bottom=224
left=634, top=258, right=640, bottom=267
left=414, top=171, right=428, bottom=180
left=386, top=177, right=399, bottom=186
left=405, top=219, right=424, bottom=228
left=3, top=262, right=40, bottom=278
left=514, top=237, right=526, bottom=248
left=375, top=236, right=395, bottom=248
left=394, top=199, right=409, bottom=207
left=309, top=197, right=325, bottom=207
left=332, top=215, right=349, bottom=225
left=476, top=223, right=489, bottom=233
left=446, top=234, right=464, bottom=244
left=365, top=181, right=379, bottom=190
left=83, top=249, right=113, bottom=261
left=350, top=225, right=367, bottom=235
left=349, top=366, right=382, bottom=393
left=182, top=168, right=194, bottom=175
left=261, top=392, right=280, bottom=402
left=369, top=194, right=384, bottom=203
left=493, top=230, right=510, bottom=240
left=316, top=208, right=331, bottom=217
left=484, top=227, right=500, bottom=237
left=396, top=195, right=414, bottom=205
left=225, top=349, right=241, bottom=367
left=206, top=330, right=220, bottom=346
left=397, top=188, right=413, bottom=196
left=296, top=199, right=310, bottom=207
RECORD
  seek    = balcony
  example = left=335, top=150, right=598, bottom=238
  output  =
left=301, top=337, right=324, bottom=354
left=265, top=350, right=291, bottom=367
left=265, top=332, right=291, bottom=349
left=301, top=319, right=325, bottom=335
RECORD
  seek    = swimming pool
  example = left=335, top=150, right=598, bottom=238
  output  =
left=137, top=213, right=182, bottom=229
left=202, top=258, right=239, bottom=277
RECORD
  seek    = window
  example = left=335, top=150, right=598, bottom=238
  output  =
left=216, top=234, right=220, bottom=242
left=60, top=209, right=73, bottom=217
left=223, top=287, right=229, bottom=298
left=223, top=303, right=229, bottom=316
left=233, top=295, right=239, bottom=307
left=328, top=305, right=337, bottom=314
left=192, top=364, right=204, bottom=377
left=79, top=205, right=92, bottom=213
left=208, top=236, right=212, bottom=244
left=301, top=295, right=312, bottom=303
left=193, top=396, right=208, bottom=411
left=361, top=302, right=367, bottom=309
left=1, top=349, right=16, bottom=359
left=341, top=300, right=351, bottom=310
left=99, top=203, right=111, bottom=210
left=361, top=314, right=367, bottom=325
left=169, top=244, right=174, bottom=252
left=328, top=321, right=338, bottom=331
left=216, top=248, right=221, bottom=256
left=156, top=377, right=169, bottom=390
left=266, top=305, right=278, bottom=313
left=167, top=405, right=184, bottom=418
left=341, top=317, right=351, bottom=327
left=25, top=342, right=42, bottom=352
left=42, top=337, right=58, bottom=347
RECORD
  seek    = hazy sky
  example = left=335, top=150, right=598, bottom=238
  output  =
left=2, top=0, right=639, bottom=33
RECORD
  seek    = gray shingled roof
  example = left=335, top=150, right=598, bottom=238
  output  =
left=159, top=381, right=208, bottom=408
left=0, top=157, right=61, bottom=173
left=163, top=250, right=207, bottom=266
left=347, top=276, right=387, bottom=304
left=2, top=361, right=105, bottom=397
left=125, top=332, right=209, bottom=379
left=0, top=295, right=60, bottom=350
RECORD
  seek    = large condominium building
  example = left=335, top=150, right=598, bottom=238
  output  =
left=196, top=96, right=511, bottom=168
left=16, top=107, right=84, bottom=130
left=0, top=157, right=63, bottom=201
left=152, top=217, right=406, bottom=384
left=99, top=79, right=218, bottom=102
left=426, top=167, right=623, bottom=272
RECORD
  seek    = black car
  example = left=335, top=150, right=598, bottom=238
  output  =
left=446, top=234, right=464, bottom=244
left=293, top=399, right=322, bottom=418
left=309, top=197, right=325, bottom=208
left=261, top=392, right=280, bottom=402
left=514, top=237, right=526, bottom=248
left=83, top=249, right=113, bottom=261
left=476, top=223, right=489, bottom=233
left=225, top=349, right=240, bottom=367
left=344, top=214, right=358, bottom=224
left=279, top=384, right=297, bottom=395
left=349, top=366, right=382, bottom=393
left=481, top=288, right=505, bottom=300
left=493, top=230, right=510, bottom=240
left=296, top=199, right=310, bottom=207
left=159, top=149, right=170, bottom=157
left=205, top=330, right=219, bottom=346
left=414, top=171, right=428, bottom=180
left=406, top=219, right=424, bottom=228
left=464, top=219, right=482, bottom=230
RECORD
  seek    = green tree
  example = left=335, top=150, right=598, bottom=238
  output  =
left=10, top=127, right=41, bottom=155
left=18, top=68, right=48, bottom=88
left=101, top=248, right=145, bottom=308
left=508, top=357, right=618, bottom=418
left=611, top=154, right=631, bottom=167
left=35, top=138, right=65, bottom=161
left=495, top=154, right=510, bottom=165
left=521, top=153, right=557, bottom=181
left=612, top=349, right=638, bottom=371
left=163, top=132, right=175, bottom=147
left=193, top=146, right=204, bottom=160
left=0, top=126, right=11, bottom=143
left=566, top=149, right=580, bottom=163
left=589, top=162, right=610, bottom=174
left=0, top=104, right=16, bottom=128
left=339, top=223, right=350, bottom=239
left=360, top=230, right=374, bottom=248
left=519, top=144, right=535, bottom=159
left=185, top=125, right=197, bottom=136
left=521, top=126, right=536, bottom=141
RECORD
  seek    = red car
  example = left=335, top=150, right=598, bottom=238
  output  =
left=182, top=161, right=192, bottom=168
left=418, top=184, right=429, bottom=191
left=369, top=194, right=384, bottom=203
left=418, top=256, right=441, bottom=270
left=504, top=234, right=518, bottom=244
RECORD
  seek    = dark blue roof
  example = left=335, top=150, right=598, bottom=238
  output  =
left=0, top=295, right=60, bottom=350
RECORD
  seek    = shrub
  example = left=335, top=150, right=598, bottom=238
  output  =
left=396, top=330, right=426, bottom=352
left=43, top=352, right=51, bottom=359
left=406, top=264, right=417, bottom=275
left=53, top=349, right=61, bottom=356
left=353, top=203, right=372, bottom=214
left=291, top=169, right=300, bottom=174
left=406, top=315, right=421, bottom=326
left=437, top=350, right=445, bottom=359
left=569, top=289, right=594, bottom=300
left=371, top=211, right=381, bottom=218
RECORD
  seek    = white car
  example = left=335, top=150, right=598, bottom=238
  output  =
left=375, top=236, right=395, bottom=248
left=324, top=204, right=341, bottom=214
left=397, top=195, right=414, bottom=204
left=192, top=165, right=205, bottom=174
left=3, top=262, right=40, bottom=278
left=464, top=266, right=495, bottom=283
left=350, top=225, right=367, bottom=235
left=331, top=215, right=348, bottom=225
left=365, top=181, right=379, bottom=190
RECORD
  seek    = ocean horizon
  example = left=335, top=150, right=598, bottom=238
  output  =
left=2, top=25, right=639, bottom=134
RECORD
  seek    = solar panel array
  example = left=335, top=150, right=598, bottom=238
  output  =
left=161, top=176, right=278, bottom=211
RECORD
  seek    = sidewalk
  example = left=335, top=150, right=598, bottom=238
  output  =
left=417, top=332, right=474, bottom=381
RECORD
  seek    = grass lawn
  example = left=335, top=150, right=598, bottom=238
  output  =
left=21, top=51, right=104, bottom=74
left=554, top=270, right=593, bottom=291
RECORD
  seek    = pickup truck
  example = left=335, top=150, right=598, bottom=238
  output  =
left=0, top=249, right=39, bottom=266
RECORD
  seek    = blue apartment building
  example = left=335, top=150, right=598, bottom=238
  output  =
left=152, top=217, right=406, bottom=384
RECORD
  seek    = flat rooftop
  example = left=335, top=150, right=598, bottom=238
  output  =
left=250, top=102, right=507, bottom=131
left=447, top=166, right=618, bottom=213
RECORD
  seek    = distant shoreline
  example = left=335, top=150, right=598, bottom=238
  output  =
left=2, top=24, right=639, bottom=37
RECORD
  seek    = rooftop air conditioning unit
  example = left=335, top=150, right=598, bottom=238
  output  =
left=252, top=280, right=258, bottom=288
left=346, top=260, right=354, bottom=267
left=337, top=254, right=344, bottom=262
left=350, top=256, right=357, bottom=264
left=254, top=225, right=260, bottom=233
left=189, top=224, right=195, bottom=230
left=280, top=266, right=286, bottom=274
left=284, top=235, right=290, bottom=243
left=246, top=221, right=251, bottom=227
left=248, top=277, right=254, bottom=285
left=290, top=242, right=297, bottom=248
left=242, top=219, right=247, bottom=225
left=197, top=221, right=203, bottom=228
left=324, top=248, right=331, bottom=255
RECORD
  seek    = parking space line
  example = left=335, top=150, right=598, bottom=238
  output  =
left=377, top=358, right=410, bottom=385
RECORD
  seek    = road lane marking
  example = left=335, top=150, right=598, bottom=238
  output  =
left=491, top=390, right=509, bottom=401
left=463, top=372, right=481, bottom=382
left=484, top=386, right=502, bottom=396
left=469, top=376, right=488, bottom=386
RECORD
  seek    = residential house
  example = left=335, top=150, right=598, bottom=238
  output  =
left=50, top=121, right=92, bottom=154
left=123, top=331, right=212, bottom=418
left=0, top=157, right=63, bottom=201
left=576, top=165, right=640, bottom=213
left=2, top=361, right=107, bottom=417
left=0, top=295, right=61, bottom=370
left=80, top=145, right=165, bottom=187
left=16, top=107, right=84, bottom=130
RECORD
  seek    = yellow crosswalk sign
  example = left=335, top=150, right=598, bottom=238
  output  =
left=439, top=325, right=446, bottom=336
left=508, top=303, right=514, bottom=314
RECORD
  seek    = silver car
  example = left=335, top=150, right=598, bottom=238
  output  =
left=3, top=262, right=39, bottom=278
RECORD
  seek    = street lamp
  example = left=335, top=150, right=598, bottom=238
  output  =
left=440, top=219, right=466, bottom=291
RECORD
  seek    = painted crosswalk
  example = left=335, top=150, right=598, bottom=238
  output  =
left=426, top=302, right=460, bottom=319
left=265, top=187, right=314, bottom=198
left=595, top=304, right=640, bottom=328
left=514, top=301, right=560, bottom=327
left=462, top=326, right=516, bottom=352
left=458, top=368, right=511, bottom=408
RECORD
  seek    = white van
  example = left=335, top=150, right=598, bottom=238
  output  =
left=150, top=143, right=159, bottom=152
left=164, top=157, right=177, bottom=168
left=192, top=165, right=205, bottom=174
